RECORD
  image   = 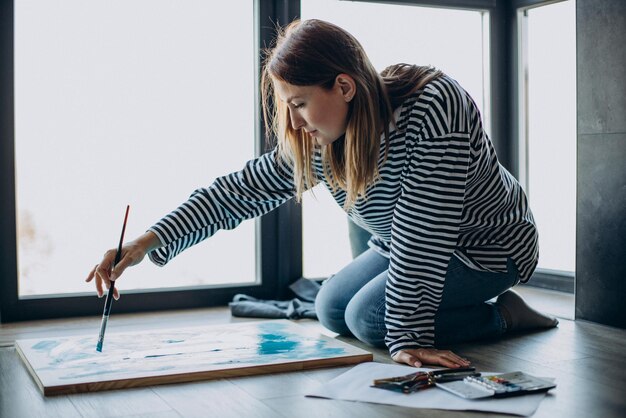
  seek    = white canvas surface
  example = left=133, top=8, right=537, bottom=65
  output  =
left=16, top=320, right=371, bottom=394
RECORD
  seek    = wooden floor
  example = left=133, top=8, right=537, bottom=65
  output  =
left=1, top=288, right=625, bottom=418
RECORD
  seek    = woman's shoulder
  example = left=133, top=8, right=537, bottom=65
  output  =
left=400, top=75, right=473, bottom=120
left=392, top=74, right=454, bottom=108
left=420, top=75, right=467, bottom=103
left=393, top=74, right=478, bottom=140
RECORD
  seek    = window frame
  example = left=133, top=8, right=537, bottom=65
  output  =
left=353, top=1, right=575, bottom=293
left=336, top=0, right=575, bottom=293
left=0, top=0, right=302, bottom=322
left=512, top=0, right=576, bottom=292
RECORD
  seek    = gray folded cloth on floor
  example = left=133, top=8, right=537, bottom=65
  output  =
left=286, top=276, right=323, bottom=303
left=229, top=295, right=317, bottom=319
left=229, top=277, right=323, bottom=320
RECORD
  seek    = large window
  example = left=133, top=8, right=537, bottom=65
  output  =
left=518, top=0, right=576, bottom=274
left=2, top=1, right=299, bottom=322
left=13, top=1, right=257, bottom=297
left=300, top=0, right=491, bottom=278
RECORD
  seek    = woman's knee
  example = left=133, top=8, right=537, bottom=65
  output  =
left=315, top=278, right=351, bottom=335
left=344, top=298, right=386, bottom=347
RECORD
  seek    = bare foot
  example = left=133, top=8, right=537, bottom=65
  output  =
left=496, top=289, right=559, bottom=332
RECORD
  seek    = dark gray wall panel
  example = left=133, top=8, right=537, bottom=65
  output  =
left=576, top=0, right=626, bottom=328
left=577, top=0, right=626, bottom=135
left=576, top=134, right=626, bottom=327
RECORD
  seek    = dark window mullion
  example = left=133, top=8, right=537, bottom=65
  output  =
left=0, top=0, right=19, bottom=323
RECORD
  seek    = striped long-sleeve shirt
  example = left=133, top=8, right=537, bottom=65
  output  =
left=147, top=75, right=538, bottom=356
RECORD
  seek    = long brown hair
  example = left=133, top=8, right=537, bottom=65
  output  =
left=261, top=19, right=442, bottom=209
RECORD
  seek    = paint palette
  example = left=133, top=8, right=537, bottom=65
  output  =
left=15, top=320, right=372, bottom=395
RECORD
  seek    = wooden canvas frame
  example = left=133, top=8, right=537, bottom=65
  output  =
left=16, top=320, right=372, bottom=396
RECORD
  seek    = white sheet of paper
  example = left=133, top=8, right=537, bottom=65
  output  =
left=306, top=362, right=552, bottom=416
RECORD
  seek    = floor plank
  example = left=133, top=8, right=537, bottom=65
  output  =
left=230, top=370, right=322, bottom=400
left=67, top=387, right=175, bottom=418
left=0, top=348, right=82, bottom=418
left=1, top=288, right=625, bottom=418
left=152, top=379, right=279, bottom=418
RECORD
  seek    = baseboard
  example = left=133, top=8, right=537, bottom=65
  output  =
left=523, top=269, right=575, bottom=293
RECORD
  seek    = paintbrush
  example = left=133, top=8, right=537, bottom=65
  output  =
left=96, top=205, right=130, bottom=352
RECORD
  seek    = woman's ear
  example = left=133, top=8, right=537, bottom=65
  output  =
left=335, top=74, right=357, bottom=102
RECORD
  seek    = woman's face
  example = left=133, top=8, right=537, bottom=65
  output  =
left=273, top=76, right=354, bottom=146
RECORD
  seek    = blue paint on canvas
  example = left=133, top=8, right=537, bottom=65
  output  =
left=32, top=340, right=60, bottom=351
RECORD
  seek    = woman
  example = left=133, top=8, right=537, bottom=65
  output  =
left=86, top=19, right=557, bottom=369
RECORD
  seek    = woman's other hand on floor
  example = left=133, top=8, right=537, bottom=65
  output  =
left=391, top=348, right=471, bottom=368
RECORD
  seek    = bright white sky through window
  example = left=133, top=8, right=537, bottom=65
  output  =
left=15, top=1, right=256, bottom=296
left=526, top=0, right=576, bottom=272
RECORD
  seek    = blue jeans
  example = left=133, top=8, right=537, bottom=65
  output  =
left=315, top=249, right=519, bottom=348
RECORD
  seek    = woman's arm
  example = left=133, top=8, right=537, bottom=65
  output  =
left=147, top=147, right=296, bottom=267
left=86, top=147, right=296, bottom=298
left=385, top=131, right=471, bottom=356
left=384, top=77, right=474, bottom=364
